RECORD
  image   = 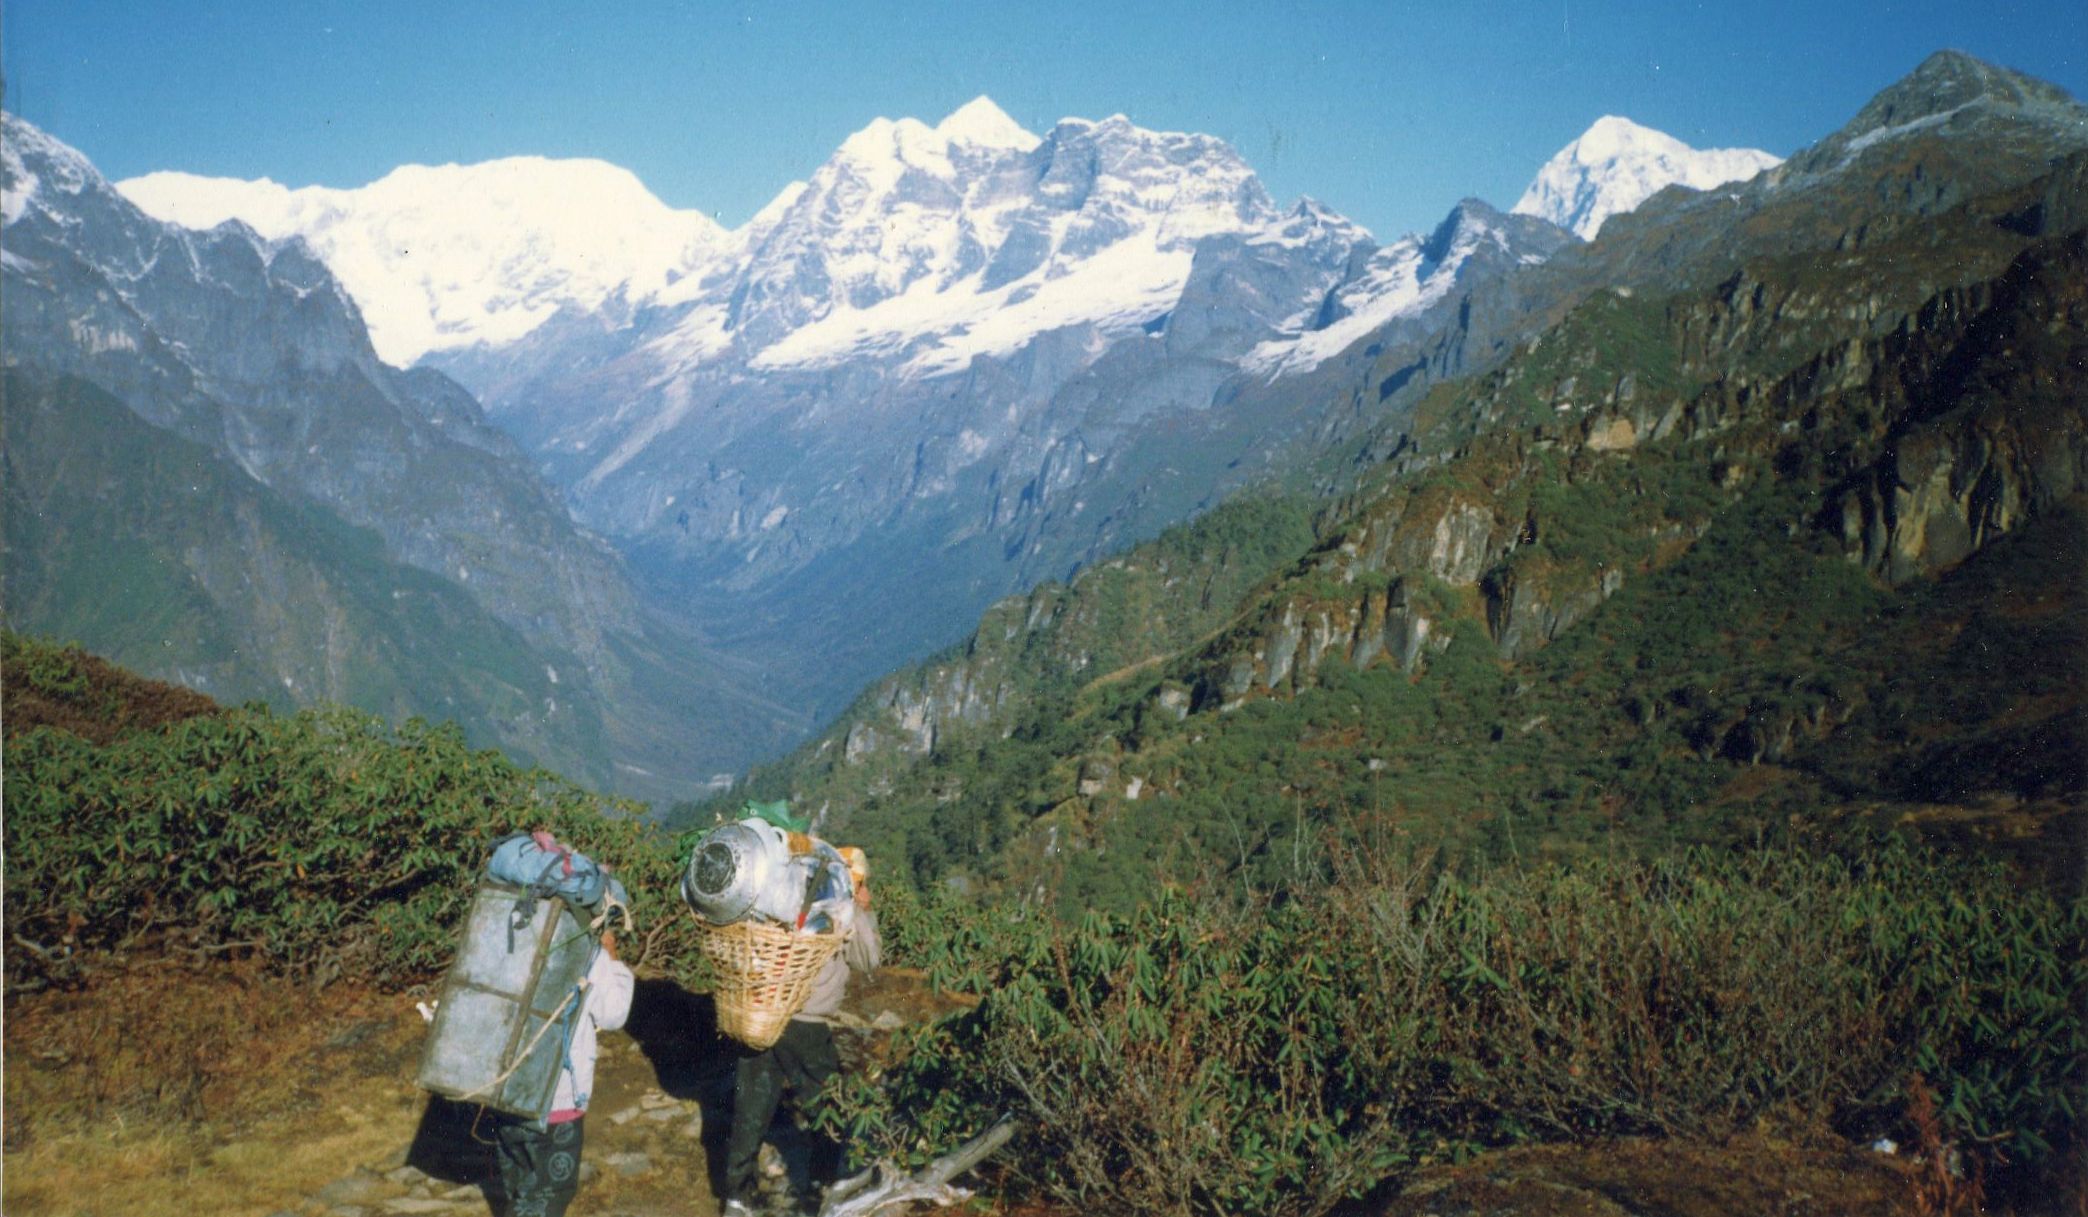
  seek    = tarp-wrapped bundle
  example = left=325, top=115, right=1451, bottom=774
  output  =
left=682, top=809, right=857, bottom=1048
left=417, top=833, right=623, bottom=1123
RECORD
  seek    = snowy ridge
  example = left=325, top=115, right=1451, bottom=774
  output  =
left=750, top=233, right=1198, bottom=376
left=1840, top=104, right=1970, bottom=158
left=1245, top=239, right=1444, bottom=376
left=1, top=131, right=38, bottom=224
left=1512, top=116, right=1781, bottom=240
left=1240, top=199, right=1549, bottom=378
left=121, top=158, right=729, bottom=365
left=718, top=101, right=1286, bottom=372
left=4, top=112, right=310, bottom=330
left=3, top=113, right=97, bottom=226
left=106, top=95, right=1598, bottom=390
left=109, top=98, right=1327, bottom=379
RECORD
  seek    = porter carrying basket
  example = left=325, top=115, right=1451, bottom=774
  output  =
left=697, top=917, right=845, bottom=1050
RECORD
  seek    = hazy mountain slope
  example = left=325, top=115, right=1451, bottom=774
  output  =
left=1, top=113, right=799, bottom=799
left=2, top=371, right=610, bottom=770
left=110, top=100, right=1775, bottom=738
left=474, top=165, right=1566, bottom=718
left=118, top=101, right=1580, bottom=724
left=4, top=114, right=626, bottom=662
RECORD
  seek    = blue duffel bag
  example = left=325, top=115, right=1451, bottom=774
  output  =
left=487, top=831, right=609, bottom=908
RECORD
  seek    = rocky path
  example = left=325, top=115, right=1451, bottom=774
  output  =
left=271, top=1078, right=716, bottom=1217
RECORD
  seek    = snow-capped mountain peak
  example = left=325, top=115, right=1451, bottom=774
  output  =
left=1243, top=197, right=1572, bottom=378
left=936, top=95, right=1040, bottom=150
left=119, top=157, right=728, bottom=364
left=3, top=112, right=101, bottom=225
left=1512, top=116, right=1781, bottom=240
left=711, top=105, right=1293, bottom=372
left=99, top=95, right=1556, bottom=402
left=1570, top=115, right=1689, bottom=162
left=106, top=101, right=1315, bottom=379
left=828, top=97, right=1038, bottom=181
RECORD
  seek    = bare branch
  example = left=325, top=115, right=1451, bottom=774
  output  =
left=11, top=933, right=72, bottom=961
left=818, top=1118, right=1017, bottom=1217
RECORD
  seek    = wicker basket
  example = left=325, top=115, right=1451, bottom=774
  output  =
left=696, top=917, right=846, bottom=1049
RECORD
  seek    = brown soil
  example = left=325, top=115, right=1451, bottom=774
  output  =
left=3, top=960, right=426, bottom=1215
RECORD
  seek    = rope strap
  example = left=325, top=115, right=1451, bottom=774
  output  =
left=456, top=974, right=592, bottom=1106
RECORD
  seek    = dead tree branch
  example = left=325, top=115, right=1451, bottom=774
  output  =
left=818, top=1117, right=1017, bottom=1217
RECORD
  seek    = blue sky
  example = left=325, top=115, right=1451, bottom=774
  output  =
left=5, top=0, right=2081, bottom=240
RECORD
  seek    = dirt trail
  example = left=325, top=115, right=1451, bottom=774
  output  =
left=2, top=963, right=963, bottom=1217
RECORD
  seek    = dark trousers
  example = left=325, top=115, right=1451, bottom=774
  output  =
left=725, top=1018, right=844, bottom=1202
left=493, top=1115, right=585, bottom=1217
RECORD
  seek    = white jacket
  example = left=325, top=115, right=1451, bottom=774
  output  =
left=795, top=908, right=880, bottom=1024
left=552, top=948, right=634, bottom=1116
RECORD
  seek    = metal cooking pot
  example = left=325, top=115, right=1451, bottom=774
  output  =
left=681, top=820, right=788, bottom=925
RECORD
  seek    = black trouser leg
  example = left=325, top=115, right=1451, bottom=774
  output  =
left=726, top=1045, right=787, bottom=1202
left=725, top=1020, right=846, bottom=1202
left=774, top=1021, right=844, bottom=1187
left=494, top=1116, right=584, bottom=1217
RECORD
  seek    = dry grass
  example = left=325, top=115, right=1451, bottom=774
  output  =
left=1, top=1093, right=424, bottom=1217
left=2, top=961, right=743, bottom=1217
left=4, top=962, right=429, bottom=1217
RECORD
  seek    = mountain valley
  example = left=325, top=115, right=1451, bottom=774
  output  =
left=4, top=46, right=2086, bottom=1217
left=6, top=52, right=2082, bottom=840
left=104, top=95, right=1762, bottom=736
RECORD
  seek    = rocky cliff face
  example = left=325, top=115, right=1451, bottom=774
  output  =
left=784, top=96, right=2087, bottom=802
left=1222, top=222, right=2085, bottom=695
left=1825, top=235, right=2088, bottom=584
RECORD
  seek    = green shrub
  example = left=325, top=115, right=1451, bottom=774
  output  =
left=1, top=703, right=695, bottom=987
left=826, top=840, right=2084, bottom=1217
left=5, top=632, right=94, bottom=700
